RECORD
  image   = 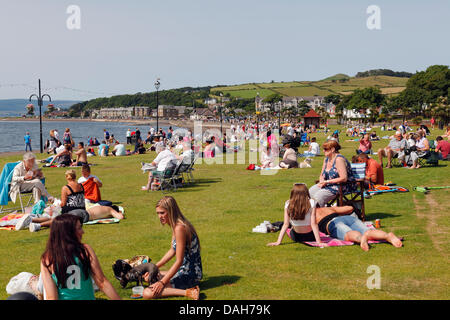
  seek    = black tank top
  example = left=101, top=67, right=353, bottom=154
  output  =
left=62, top=184, right=85, bottom=213
left=318, top=213, right=339, bottom=234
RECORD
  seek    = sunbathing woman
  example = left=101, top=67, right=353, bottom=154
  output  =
left=267, top=184, right=403, bottom=251
left=143, top=196, right=201, bottom=300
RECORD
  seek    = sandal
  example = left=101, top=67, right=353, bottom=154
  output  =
left=186, top=285, right=200, bottom=300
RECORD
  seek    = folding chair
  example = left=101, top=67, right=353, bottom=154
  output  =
left=417, top=151, right=439, bottom=167
left=183, top=155, right=197, bottom=185
left=0, top=161, right=32, bottom=214
left=325, top=163, right=367, bottom=221
left=157, top=160, right=184, bottom=193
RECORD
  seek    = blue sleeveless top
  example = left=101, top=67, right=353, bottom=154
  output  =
left=322, top=154, right=356, bottom=194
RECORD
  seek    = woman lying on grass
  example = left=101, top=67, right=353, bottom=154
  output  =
left=16, top=170, right=124, bottom=232
left=40, top=214, right=121, bottom=300
left=267, top=183, right=403, bottom=251
left=143, top=196, right=202, bottom=300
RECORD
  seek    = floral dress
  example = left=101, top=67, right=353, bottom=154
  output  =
left=322, top=154, right=356, bottom=194
left=170, top=232, right=202, bottom=289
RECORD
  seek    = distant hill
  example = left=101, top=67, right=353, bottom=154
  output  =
left=64, top=75, right=410, bottom=117
left=212, top=75, right=408, bottom=99
left=322, top=73, right=351, bottom=81
left=0, top=99, right=80, bottom=116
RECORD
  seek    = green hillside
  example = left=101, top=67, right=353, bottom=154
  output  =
left=213, top=75, right=408, bottom=99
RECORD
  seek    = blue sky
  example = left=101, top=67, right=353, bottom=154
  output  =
left=0, top=0, right=449, bottom=100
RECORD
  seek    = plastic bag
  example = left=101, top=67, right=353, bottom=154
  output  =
left=6, top=272, right=34, bottom=295
left=43, top=199, right=62, bottom=218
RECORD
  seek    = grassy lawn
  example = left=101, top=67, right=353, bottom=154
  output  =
left=0, top=125, right=448, bottom=300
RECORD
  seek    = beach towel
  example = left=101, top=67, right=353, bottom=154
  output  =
left=0, top=162, right=20, bottom=206
left=0, top=212, right=24, bottom=230
left=364, top=184, right=409, bottom=197
left=84, top=218, right=120, bottom=225
left=288, top=221, right=403, bottom=247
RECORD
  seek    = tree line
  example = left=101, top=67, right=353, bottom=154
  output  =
left=355, top=69, right=413, bottom=78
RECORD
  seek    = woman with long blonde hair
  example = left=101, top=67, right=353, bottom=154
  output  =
left=143, top=196, right=202, bottom=300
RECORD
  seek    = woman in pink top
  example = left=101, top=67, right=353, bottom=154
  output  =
left=357, top=134, right=372, bottom=154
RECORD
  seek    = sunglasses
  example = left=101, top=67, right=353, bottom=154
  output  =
left=323, top=148, right=331, bottom=151
left=293, top=183, right=306, bottom=186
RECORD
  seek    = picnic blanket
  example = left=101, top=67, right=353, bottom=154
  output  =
left=290, top=221, right=402, bottom=247
left=0, top=213, right=120, bottom=230
left=84, top=218, right=120, bottom=225
left=0, top=212, right=24, bottom=230
left=364, top=184, right=409, bottom=198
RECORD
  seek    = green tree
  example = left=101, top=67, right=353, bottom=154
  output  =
left=345, top=87, right=385, bottom=124
left=297, top=100, right=310, bottom=116
left=430, top=96, right=450, bottom=129
left=325, top=94, right=342, bottom=106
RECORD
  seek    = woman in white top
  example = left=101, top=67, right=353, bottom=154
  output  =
left=406, top=133, right=419, bottom=169
left=267, top=183, right=323, bottom=246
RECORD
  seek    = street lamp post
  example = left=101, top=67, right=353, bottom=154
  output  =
left=29, top=79, right=51, bottom=154
left=219, top=93, right=223, bottom=136
left=278, top=101, right=282, bottom=136
left=154, top=78, right=160, bottom=132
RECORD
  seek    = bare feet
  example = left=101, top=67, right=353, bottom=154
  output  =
left=387, top=232, right=403, bottom=248
left=360, top=234, right=370, bottom=251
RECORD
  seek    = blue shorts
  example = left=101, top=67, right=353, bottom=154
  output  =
left=328, top=215, right=369, bottom=240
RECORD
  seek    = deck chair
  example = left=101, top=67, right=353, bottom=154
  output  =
left=0, top=162, right=22, bottom=214
left=325, top=163, right=367, bottom=221
left=183, top=155, right=197, bottom=184
left=157, top=160, right=184, bottom=193
left=416, top=141, right=439, bottom=167
left=0, top=162, right=45, bottom=214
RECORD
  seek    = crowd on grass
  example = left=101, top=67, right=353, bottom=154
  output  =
left=4, top=120, right=450, bottom=300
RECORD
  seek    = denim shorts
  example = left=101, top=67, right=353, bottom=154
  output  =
left=327, top=215, right=369, bottom=240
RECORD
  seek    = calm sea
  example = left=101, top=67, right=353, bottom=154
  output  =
left=0, top=120, right=179, bottom=153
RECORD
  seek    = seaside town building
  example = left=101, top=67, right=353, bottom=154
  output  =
left=91, top=106, right=150, bottom=119
left=255, top=94, right=336, bottom=116
left=91, top=105, right=192, bottom=119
